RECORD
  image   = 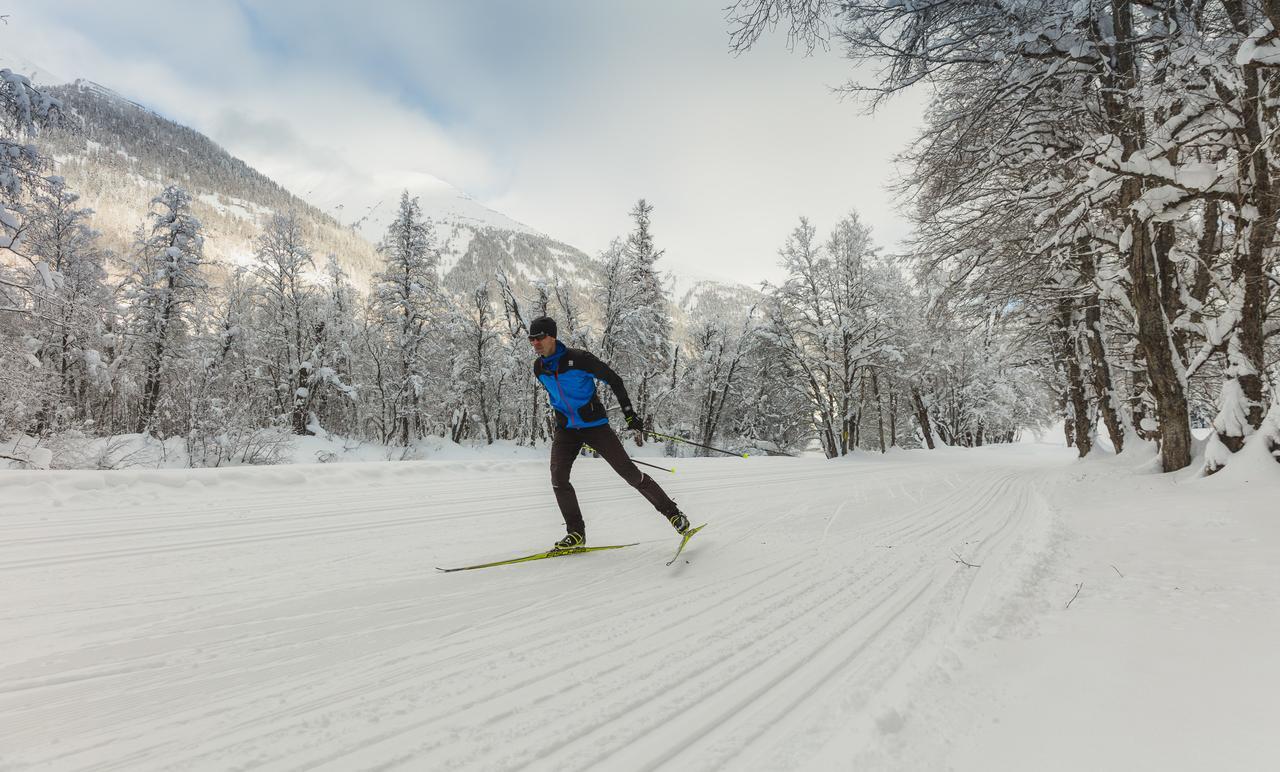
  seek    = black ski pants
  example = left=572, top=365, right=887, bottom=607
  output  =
left=549, top=423, right=678, bottom=536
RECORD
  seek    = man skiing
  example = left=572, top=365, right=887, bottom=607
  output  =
left=528, top=316, right=690, bottom=550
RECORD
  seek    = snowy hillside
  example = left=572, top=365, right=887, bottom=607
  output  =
left=2, top=443, right=1276, bottom=769
left=14, top=59, right=748, bottom=316
left=19, top=69, right=683, bottom=308
left=39, top=80, right=385, bottom=285
left=0, top=53, right=64, bottom=88
left=331, top=169, right=541, bottom=250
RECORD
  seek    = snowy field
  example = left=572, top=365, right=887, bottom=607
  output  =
left=1, top=442, right=1277, bottom=770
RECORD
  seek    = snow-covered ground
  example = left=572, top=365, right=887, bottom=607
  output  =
left=1, top=441, right=1277, bottom=770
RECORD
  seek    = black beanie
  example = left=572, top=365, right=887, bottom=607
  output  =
left=529, top=316, right=557, bottom=338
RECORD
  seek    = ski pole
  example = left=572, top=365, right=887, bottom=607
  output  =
left=604, top=406, right=749, bottom=458
left=644, top=430, right=749, bottom=458
left=583, top=445, right=676, bottom=474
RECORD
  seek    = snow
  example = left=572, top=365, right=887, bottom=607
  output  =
left=195, top=192, right=272, bottom=224
left=0, top=53, right=66, bottom=87
left=1, top=441, right=1276, bottom=769
left=321, top=172, right=542, bottom=249
left=1237, top=26, right=1280, bottom=66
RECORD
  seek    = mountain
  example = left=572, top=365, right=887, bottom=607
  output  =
left=23, top=65, right=751, bottom=333
left=34, top=78, right=610, bottom=306
left=40, top=80, right=385, bottom=284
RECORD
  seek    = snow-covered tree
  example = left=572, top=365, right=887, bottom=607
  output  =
left=730, top=0, right=1278, bottom=472
left=19, top=177, right=111, bottom=434
left=369, top=191, right=441, bottom=445
left=249, top=211, right=343, bottom=435
left=677, top=307, right=760, bottom=455
left=761, top=213, right=897, bottom=457
left=185, top=266, right=288, bottom=466
left=121, top=185, right=208, bottom=435
left=1, top=67, right=60, bottom=254
left=598, top=200, right=674, bottom=426
left=443, top=284, right=507, bottom=443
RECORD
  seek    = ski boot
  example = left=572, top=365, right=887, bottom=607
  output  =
left=552, top=531, right=584, bottom=551
left=666, top=511, right=691, bottom=535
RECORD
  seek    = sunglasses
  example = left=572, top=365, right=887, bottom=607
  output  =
left=527, top=333, right=549, bottom=342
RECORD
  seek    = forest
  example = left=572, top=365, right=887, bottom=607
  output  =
left=4, top=0, right=1279, bottom=471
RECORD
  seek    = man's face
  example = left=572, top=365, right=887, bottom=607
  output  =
left=529, top=333, right=556, bottom=357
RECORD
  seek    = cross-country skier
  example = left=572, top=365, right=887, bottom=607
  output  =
left=528, top=316, right=690, bottom=550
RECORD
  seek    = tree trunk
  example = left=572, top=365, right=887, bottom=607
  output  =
left=911, top=386, right=935, bottom=449
left=888, top=383, right=898, bottom=448
left=1212, top=16, right=1274, bottom=451
left=1109, top=0, right=1191, bottom=471
left=871, top=369, right=886, bottom=453
left=1076, top=238, right=1126, bottom=453
left=1058, top=299, right=1093, bottom=458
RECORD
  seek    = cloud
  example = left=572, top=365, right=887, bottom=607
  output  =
left=1, top=0, right=924, bottom=286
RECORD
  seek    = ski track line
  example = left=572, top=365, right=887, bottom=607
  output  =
left=582, top=471, right=1030, bottom=770
left=343, top=473, right=1009, bottom=769
left=156, top=556, right=816, bottom=771
left=0, top=457, right=1040, bottom=770
left=710, top=475, right=1043, bottom=769
left=0, top=465, right=823, bottom=569
left=0, top=464, right=837, bottom=560
left=0, top=504, right=542, bottom=572
left=552, top=470, right=1020, bottom=769
left=481, top=468, right=1018, bottom=768
left=8, top=538, right=802, bottom=768
left=1, top=476, right=747, bottom=693
left=0, top=492, right=516, bottom=547
left=0, top=477, right=553, bottom=542
left=207, top=550, right=819, bottom=768
left=521, top=558, right=926, bottom=771
left=208, top=498, right=833, bottom=768
left=314, top=549, right=898, bottom=771
left=0, top=477, right=521, bottom=527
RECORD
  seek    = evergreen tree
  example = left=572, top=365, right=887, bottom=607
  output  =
left=595, top=200, right=674, bottom=426
left=370, top=191, right=440, bottom=445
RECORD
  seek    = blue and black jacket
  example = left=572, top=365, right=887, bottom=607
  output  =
left=533, top=342, right=633, bottom=430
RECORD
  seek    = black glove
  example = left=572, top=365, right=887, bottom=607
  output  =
left=621, top=405, right=643, bottom=431
left=621, top=405, right=645, bottom=446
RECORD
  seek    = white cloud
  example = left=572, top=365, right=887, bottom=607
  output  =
left=1, top=1, right=924, bottom=286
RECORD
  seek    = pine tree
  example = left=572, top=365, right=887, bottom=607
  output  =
left=595, top=200, right=673, bottom=426
left=370, top=191, right=440, bottom=445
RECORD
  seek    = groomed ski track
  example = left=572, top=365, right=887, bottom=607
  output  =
left=0, top=446, right=1065, bottom=770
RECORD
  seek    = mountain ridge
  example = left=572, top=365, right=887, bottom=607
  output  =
left=17, top=57, right=757, bottom=334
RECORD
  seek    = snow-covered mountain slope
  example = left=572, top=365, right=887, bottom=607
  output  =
left=19, top=74, right=578, bottom=296
left=20, top=61, right=751, bottom=314
left=0, top=52, right=64, bottom=87
left=331, top=169, right=541, bottom=251
left=39, top=80, right=384, bottom=285
left=25, top=75, right=618, bottom=307
left=3, top=444, right=1274, bottom=769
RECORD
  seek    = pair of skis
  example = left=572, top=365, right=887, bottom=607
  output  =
left=436, top=523, right=706, bottom=573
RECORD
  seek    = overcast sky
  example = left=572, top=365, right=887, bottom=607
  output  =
left=4, top=1, right=925, bottom=286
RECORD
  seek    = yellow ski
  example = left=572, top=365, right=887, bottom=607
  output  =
left=666, top=523, right=707, bottom=566
left=437, top=543, right=637, bottom=573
